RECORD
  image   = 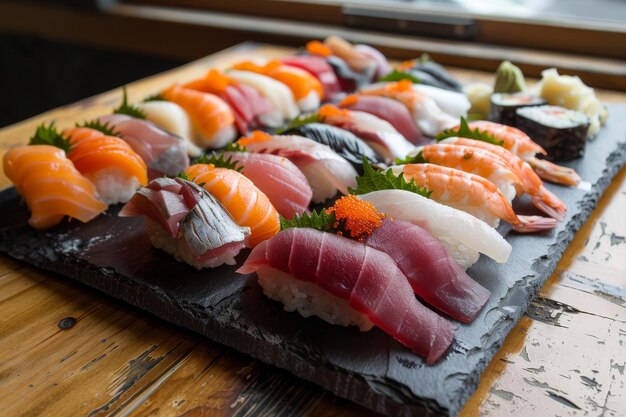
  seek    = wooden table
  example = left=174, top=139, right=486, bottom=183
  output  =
left=1, top=44, right=624, bottom=417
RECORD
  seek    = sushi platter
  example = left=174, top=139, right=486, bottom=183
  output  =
left=1, top=40, right=626, bottom=417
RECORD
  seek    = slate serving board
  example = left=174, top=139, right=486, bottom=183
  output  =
left=1, top=104, right=625, bottom=417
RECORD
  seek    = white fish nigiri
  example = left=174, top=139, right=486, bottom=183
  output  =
left=359, top=189, right=512, bottom=268
left=226, top=70, right=300, bottom=127
left=135, top=100, right=202, bottom=157
left=236, top=131, right=357, bottom=203
left=411, top=84, right=471, bottom=119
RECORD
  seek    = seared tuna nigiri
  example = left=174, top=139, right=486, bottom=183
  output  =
left=186, top=164, right=280, bottom=247
left=120, top=177, right=250, bottom=269
left=222, top=151, right=313, bottom=219
left=3, top=145, right=106, bottom=229
left=281, top=55, right=343, bottom=100
left=281, top=123, right=383, bottom=174
left=238, top=227, right=456, bottom=364
left=99, top=113, right=188, bottom=178
left=339, top=94, right=424, bottom=145
left=237, top=131, right=358, bottom=203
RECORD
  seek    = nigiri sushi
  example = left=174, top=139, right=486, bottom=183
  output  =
left=411, top=83, right=471, bottom=119
left=397, top=56, right=463, bottom=92
left=184, top=69, right=273, bottom=134
left=221, top=151, right=313, bottom=219
left=354, top=44, right=392, bottom=79
left=3, top=144, right=107, bottom=229
left=162, top=85, right=237, bottom=149
left=338, top=94, right=424, bottom=145
left=237, top=227, right=455, bottom=364
left=226, top=69, right=300, bottom=127
left=281, top=55, right=343, bottom=100
left=236, top=131, right=358, bottom=203
left=316, top=104, right=414, bottom=162
left=120, top=177, right=250, bottom=269
left=99, top=113, right=189, bottom=178
left=281, top=123, right=383, bottom=174
left=185, top=163, right=280, bottom=247
left=232, top=60, right=323, bottom=112
left=304, top=40, right=370, bottom=92
left=323, top=36, right=376, bottom=76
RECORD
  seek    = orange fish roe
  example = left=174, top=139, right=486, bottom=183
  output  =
left=318, top=104, right=351, bottom=119
left=326, top=195, right=386, bottom=241
left=236, top=130, right=273, bottom=146
left=338, top=94, right=359, bottom=107
left=306, top=40, right=332, bottom=57
left=388, top=80, right=414, bottom=92
left=397, top=59, right=416, bottom=71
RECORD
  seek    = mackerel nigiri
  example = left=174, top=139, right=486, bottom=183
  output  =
left=120, top=177, right=250, bottom=269
left=3, top=145, right=106, bottom=229
left=238, top=227, right=456, bottom=364
left=237, top=131, right=358, bottom=203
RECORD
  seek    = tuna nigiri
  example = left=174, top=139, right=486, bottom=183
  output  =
left=185, top=163, right=280, bottom=247
left=237, top=131, right=358, bottom=203
left=3, top=144, right=106, bottom=229
left=120, top=177, right=250, bottom=268
left=238, top=227, right=456, bottom=364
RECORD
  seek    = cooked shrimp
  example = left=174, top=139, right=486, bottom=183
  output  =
left=439, top=137, right=567, bottom=221
left=389, top=163, right=557, bottom=233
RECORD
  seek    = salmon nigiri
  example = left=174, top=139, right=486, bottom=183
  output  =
left=185, top=163, right=280, bottom=247
left=163, top=85, right=237, bottom=149
left=3, top=144, right=106, bottom=229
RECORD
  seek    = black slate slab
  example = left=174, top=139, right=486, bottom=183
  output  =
left=1, top=104, right=625, bottom=417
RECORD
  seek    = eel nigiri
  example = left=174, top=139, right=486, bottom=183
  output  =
left=237, top=131, right=358, bottom=203
left=184, top=69, right=273, bottom=134
left=185, top=163, right=280, bottom=247
left=120, top=177, right=250, bottom=268
left=339, top=94, right=424, bottom=145
left=237, top=227, right=456, bottom=364
left=281, top=123, right=383, bottom=174
left=222, top=151, right=313, bottom=219
left=99, top=113, right=189, bottom=178
left=162, top=85, right=237, bottom=149
left=317, top=104, right=414, bottom=162
left=3, top=145, right=106, bottom=229
left=232, top=60, right=323, bottom=112
left=226, top=70, right=300, bottom=127
left=281, top=55, right=343, bottom=100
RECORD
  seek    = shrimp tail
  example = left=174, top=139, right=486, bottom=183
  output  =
left=526, top=156, right=581, bottom=187
left=512, top=215, right=558, bottom=233
left=532, top=186, right=567, bottom=222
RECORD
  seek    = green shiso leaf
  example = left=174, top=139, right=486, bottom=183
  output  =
left=28, top=122, right=71, bottom=154
left=394, top=150, right=427, bottom=165
left=113, top=87, right=147, bottom=119
left=275, top=112, right=321, bottom=134
left=435, top=117, right=504, bottom=146
left=143, top=93, right=166, bottom=102
left=176, top=172, right=190, bottom=181
left=348, top=158, right=431, bottom=198
left=224, top=142, right=247, bottom=152
left=75, top=120, right=121, bottom=137
left=378, top=69, right=421, bottom=84
left=193, top=152, right=243, bottom=172
left=493, top=60, right=527, bottom=94
left=280, top=209, right=336, bottom=232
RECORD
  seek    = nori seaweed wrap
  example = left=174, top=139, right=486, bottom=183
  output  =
left=490, top=93, right=547, bottom=126
left=515, top=105, right=590, bottom=161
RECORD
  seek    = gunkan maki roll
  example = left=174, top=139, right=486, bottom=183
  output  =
left=515, top=105, right=589, bottom=161
left=490, top=93, right=547, bottom=126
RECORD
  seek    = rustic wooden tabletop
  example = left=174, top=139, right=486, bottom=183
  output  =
left=0, top=44, right=624, bottom=417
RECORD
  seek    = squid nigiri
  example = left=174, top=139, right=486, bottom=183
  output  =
left=120, top=177, right=250, bottom=269
left=281, top=55, right=343, bottom=100
left=3, top=145, right=106, bottom=229
left=185, top=163, right=280, bottom=247
left=236, top=131, right=358, bottom=203
left=237, top=227, right=456, bottom=364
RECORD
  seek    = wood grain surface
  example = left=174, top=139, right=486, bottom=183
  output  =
left=0, top=44, right=624, bottom=417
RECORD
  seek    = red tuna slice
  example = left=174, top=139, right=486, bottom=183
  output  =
left=282, top=55, right=343, bottom=100
left=366, top=218, right=490, bottom=322
left=238, top=228, right=456, bottom=364
left=224, top=151, right=312, bottom=219
left=340, top=95, right=424, bottom=145
left=221, top=84, right=273, bottom=134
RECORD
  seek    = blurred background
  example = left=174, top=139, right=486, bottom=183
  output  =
left=2, top=0, right=625, bottom=127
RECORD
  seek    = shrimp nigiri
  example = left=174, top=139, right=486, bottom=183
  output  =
left=3, top=145, right=106, bottom=229
left=438, top=136, right=568, bottom=221
left=185, top=163, right=280, bottom=247
left=390, top=163, right=557, bottom=233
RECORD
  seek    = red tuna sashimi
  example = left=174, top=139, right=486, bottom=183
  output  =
left=238, top=228, right=456, bottom=364
left=100, top=114, right=188, bottom=178
left=222, top=84, right=273, bottom=134
left=224, top=151, right=312, bottom=219
left=339, top=95, right=424, bottom=145
left=282, top=55, right=343, bottom=101
left=366, top=218, right=490, bottom=322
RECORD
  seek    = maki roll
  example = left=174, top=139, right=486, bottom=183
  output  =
left=489, top=93, right=547, bottom=126
left=515, top=105, right=590, bottom=161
